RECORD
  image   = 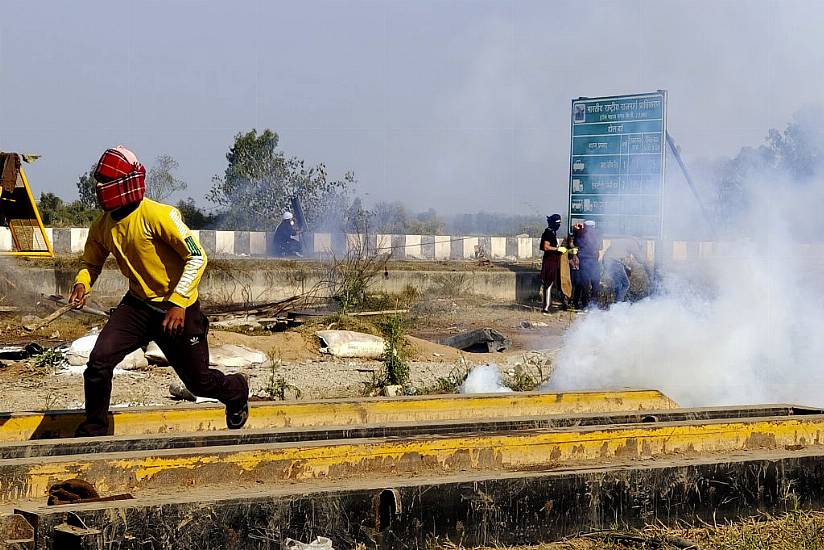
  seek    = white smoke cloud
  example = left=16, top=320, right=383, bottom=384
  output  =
left=547, top=160, right=824, bottom=408
left=460, top=364, right=513, bottom=394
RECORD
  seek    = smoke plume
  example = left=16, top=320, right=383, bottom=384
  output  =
left=547, top=123, right=824, bottom=408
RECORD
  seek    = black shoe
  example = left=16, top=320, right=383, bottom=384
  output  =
left=226, top=374, right=249, bottom=430
left=226, top=402, right=249, bottom=430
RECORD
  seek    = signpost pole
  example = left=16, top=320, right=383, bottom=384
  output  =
left=665, top=132, right=712, bottom=225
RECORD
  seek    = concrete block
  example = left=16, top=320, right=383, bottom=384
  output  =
left=345, top=233, right=373, bottom=256
left=645, top=240, right=656, bottom=264
left=52, top=228, right=71, bottom=254
left=686, top=241, right=699, bottom=261
left=17, top=452, right=824, bottom=550
left=233, top=231, right=250, bottom=256
left=405, top=235, right=423, bottom=259
left=505, top=236, right=518, bottom=258
left=390, top=235, right=406, bottom=259
left=215, top=231, right=235, bottom=256
left=313, top=232, right=332, bottom=256
left=198, top=230, right=216, bottom=256
left=490, top=237, right=506, bottom=259
left=672, top=241, right=688, bottom=262
left=433, top=236, right=451, bottom=260
left=44, top=227, right=54, bottom=251
left=360, top=233, right=378, bottom=255
left=70, top=228, right=88, bottom=253
left=421, top=236, right=435, bottom=259
left=517, top=236, right=532, bottom=259
left=376, top=234, right=392, bottom=255
left=478, top=236, right=492, bottom=258
left=249, top=232, right=267, bottom=256
left=299, top=232, right=314, bottom=257
left=462, top=236, right=479, bottom=259
left=331, top=233, right=348, bottom=256
left=449, top=237, right=464, bottom=260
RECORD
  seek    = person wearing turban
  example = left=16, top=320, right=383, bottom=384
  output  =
left=69, top=146, right=249, bottom=436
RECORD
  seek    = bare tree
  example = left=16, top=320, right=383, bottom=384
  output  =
left=146, top=154, right=187, bottom=202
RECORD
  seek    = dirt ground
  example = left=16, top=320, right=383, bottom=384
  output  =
left=0, top=296, right=570, bottom=412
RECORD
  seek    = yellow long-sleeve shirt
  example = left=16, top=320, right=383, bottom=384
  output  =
left=74, top=199, right=207, bottom=308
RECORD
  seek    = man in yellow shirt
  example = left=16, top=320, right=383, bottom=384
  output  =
left=69, top=146, right=249, bottom=437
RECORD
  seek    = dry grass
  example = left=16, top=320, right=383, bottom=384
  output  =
left=437, top=511, right=824, bottom=550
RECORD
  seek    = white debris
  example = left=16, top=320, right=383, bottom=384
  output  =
left=62, top=335, right=147, bottom=374
left=283, top=536, right=334, bottom=550
left=209, top=344, right=267, bottom=368
left=117, top=349, right=148, bottom=371
left=145, top=341, right=168, bottom=365
left=65, top=335, right=97, bottom=366
left=315, top=330, right=386, bottom=359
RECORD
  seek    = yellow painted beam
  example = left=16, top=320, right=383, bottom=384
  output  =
left=1, top=414, right=821, bottom=502
left=0, top=390, right=677, bottom=442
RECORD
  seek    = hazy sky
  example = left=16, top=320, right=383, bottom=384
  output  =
left=1, top=0, right=822, bottom=216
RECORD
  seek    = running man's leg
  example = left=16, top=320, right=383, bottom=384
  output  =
left=76, top=298, right=152, bottom=436
left=154, top=301, right=248, bottom=424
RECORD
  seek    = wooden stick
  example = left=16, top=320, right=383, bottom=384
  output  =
left=23, top=304, right=74, bottom=332
left=46, top=295, right=109, bottom=317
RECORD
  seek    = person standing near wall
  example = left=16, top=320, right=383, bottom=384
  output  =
left=69, top=146, right=249, bottom=437
left=539, top=214, right=566, bottom=313
left=576, top=220, right=603, bottom=309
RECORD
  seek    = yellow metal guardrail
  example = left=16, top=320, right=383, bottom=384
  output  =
left=0, top=390, right=677, bottom=441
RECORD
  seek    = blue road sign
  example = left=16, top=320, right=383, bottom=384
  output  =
left=568, top=91, right=667, bottom=238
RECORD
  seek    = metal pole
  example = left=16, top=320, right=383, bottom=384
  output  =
left=666, top=132, right=712, bottom=224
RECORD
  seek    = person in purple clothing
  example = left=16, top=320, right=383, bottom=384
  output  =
left=576, top=220, right=603, bottom=309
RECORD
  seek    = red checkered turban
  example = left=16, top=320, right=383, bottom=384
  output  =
left=93, top=146, right=146, bottom=211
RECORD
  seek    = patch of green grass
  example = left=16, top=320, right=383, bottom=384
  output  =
left=263, top=352, right=301, bottom=401
left=378, top=315, right=410, bottom=386
left=34, top=348, right=64, bottom=370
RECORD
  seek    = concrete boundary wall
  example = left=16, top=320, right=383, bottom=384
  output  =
left=28, top=227, right=824, bottom=263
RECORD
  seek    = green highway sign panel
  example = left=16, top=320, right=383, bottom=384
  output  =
left=568, top=91, right=667, bottom=238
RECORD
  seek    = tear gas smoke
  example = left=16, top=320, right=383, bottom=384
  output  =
left=547, top=158, right=824, bottom=407
left=460, top=364, right=512, bottom=394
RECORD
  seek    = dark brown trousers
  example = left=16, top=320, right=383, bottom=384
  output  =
left=75, top=293, right=247, bottom=437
